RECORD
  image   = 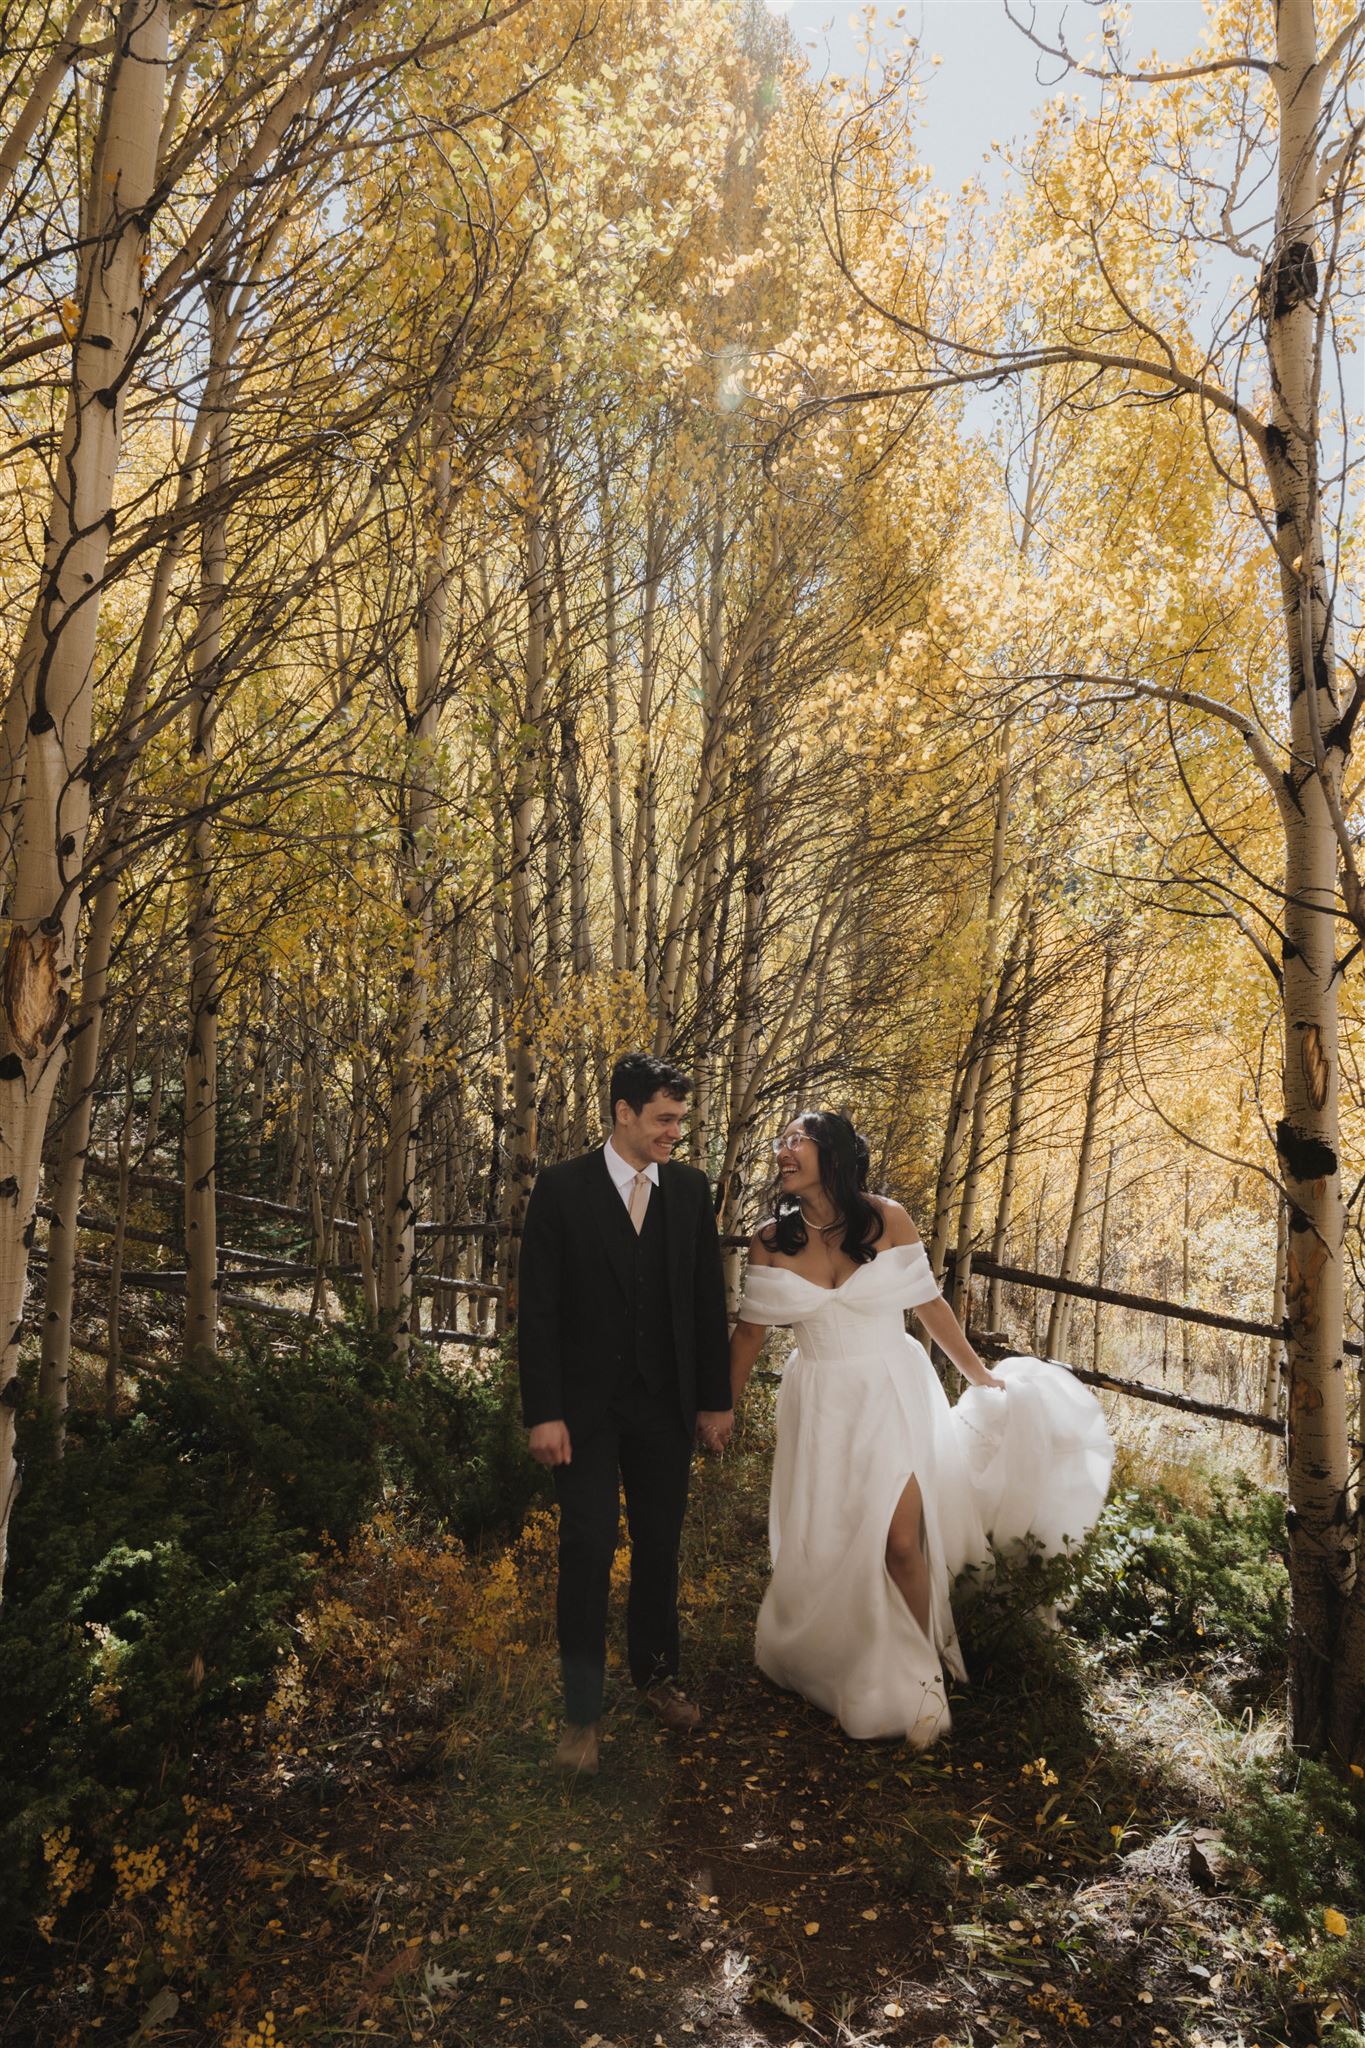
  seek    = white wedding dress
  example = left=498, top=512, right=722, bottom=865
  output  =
left=737, top=1241, right=1114, bottom=1745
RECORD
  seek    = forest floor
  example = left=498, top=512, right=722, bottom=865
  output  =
left=7, top=1426, right=1359, bottom=2048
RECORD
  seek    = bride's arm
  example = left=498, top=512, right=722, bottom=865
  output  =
left=913, top=1294, right=1003, bottom=1389
left=730, top=1319, right=768, bottom=1406
left=730, top=1229, right=774, bottom=1406
left=873, top=1197, right=1003, bottom=1390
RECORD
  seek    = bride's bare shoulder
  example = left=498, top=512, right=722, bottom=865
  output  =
left=869, top=1195, right=921, bottom=1247
left=748, top=1225, right=777, bottom=1266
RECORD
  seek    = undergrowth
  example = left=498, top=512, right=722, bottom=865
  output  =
left=4, top=1362, right=1362, bottom=2046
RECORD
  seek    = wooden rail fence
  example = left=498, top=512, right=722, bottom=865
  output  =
left=37, top=1163, right=1331, bottom=1442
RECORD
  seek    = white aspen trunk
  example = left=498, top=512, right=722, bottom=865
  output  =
left=1264, top=1192, right=1289, bottom=1420
left=351, top=1055, right=379, bottom=1325
left=541, top=646, right=567, bottom=1153
left=140, top=1035, right=164, bottom=1169
left=561, top=709, right=595, bottom=1149
left=105, top=1025, right=139, bottom=1417
left=1181, top=1163, right=1194, bottom=1382
left=714, top=883, right=848, bottom=1248
left=655, top=503, right=733, bottom=1047
left=37, top=875, right=120, bottom=1419
left=1045, top=945, right=1118, bottom=1360
left=987, top=905, right=1036, bottom=1330
left=949, top=905, right=1026, bottom=1323
left=1260, top=0, right=1359, bottom=1762
left=688, top=827, right=728, bottom=1166
left=485, top=704, right=512, bottom=1326
left=499, top=429, right=548, bottom=1321
left=1091, top=1139, right=1118, bottom=1375
left=0, top=0, right=169, bottom=1595
left=0, top=0, right=102, bottom=201
left=183, top=277, right=232, bottom=1364
left=714, top=670, right=770, bottom=1230
left=626, top=511, right=662, bottom=982
left=928, top=736, right=1012, bottom=1279
left=596, top=459, right=629, bottom=974
left=380, top=377, right=452, bottom=1344
left=37, top=346, right=225, bottom=1415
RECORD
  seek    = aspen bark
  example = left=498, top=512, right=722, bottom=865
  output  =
left=0, top=0, right=102, bottom=202
left=627, top=509, right=663, bottom=983
left=105, top=1026, right=139, bottom=1417
left=561, top=710, right=595, bottom=1149
left=1263, top=0, right=1356, bottom=1761
left=1181, top=1163, right=1194, bottom=1383
left=929, top=738, right=1013, bottom=1279
left=1045, top=945, right=1118, bottom=1359
left=949, top=903, right=1026, bottom=1323
left=1091, top=1140, right=1118, bottom=1375
left=1264, top=1193, right=1289, bottom=1420
left=183, top=277, right=232, bottom=1363
left=351, top=1055, right=379, bottom=1325
left=38, top=335, right=229, bottom=1415
left=0, top=0, right=169, bottom=1594
left=380, top=377, right=452, bottom=1344
left=596, top=455, right=630, bottom=976
left=987, top=904, right=1036, bottom=1331
left=655, top=501, right=750, bottom=1048
left=498, top=428, right=549, bottom=1320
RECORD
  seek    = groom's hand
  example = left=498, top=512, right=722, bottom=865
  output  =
left=528, top=1420, right=572, bottom=1467
left=696, top=1410, right=733, bottom=1455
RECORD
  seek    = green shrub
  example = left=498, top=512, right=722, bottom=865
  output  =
left=1220, top=1757, right=1365, bottom=1935
left=435, top=1340, right=552, bottom=1545
left=1066, top=1471, right=1288, bottom=1666
left=0, top=1322, right=546, bottom=1939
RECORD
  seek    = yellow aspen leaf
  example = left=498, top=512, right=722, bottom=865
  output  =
left=1323, top=1907, right=1349, bottom=1937
left=803, top=1921, right=820, bottom=1936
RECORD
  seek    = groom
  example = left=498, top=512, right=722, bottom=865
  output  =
left=518, top=1052, right=733, bottom=1776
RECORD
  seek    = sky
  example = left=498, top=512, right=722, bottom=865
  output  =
left=762, top=1, right=1211, bottom=194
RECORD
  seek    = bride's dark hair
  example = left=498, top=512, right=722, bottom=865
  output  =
left=760, top=1110, right=884, bottom=1265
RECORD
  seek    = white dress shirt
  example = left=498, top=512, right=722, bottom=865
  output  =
left=603, top=1136, right=659, bottom=1212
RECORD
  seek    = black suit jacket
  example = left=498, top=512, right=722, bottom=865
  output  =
left=517, top=1149, right=731, bottom=1434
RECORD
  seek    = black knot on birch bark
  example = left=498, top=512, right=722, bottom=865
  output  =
left=1276, top=1117, right=1337, bottom=1183
left=1260, top=240, right=1318, bottom=320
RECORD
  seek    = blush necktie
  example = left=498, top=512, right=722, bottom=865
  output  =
left=628, top=1171, right=651, bottom=1233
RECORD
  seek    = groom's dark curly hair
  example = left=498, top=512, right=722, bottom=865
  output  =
left=761, top=1110, right=884, bottom=1265
left=609, top=1051, right=691, bottom=1118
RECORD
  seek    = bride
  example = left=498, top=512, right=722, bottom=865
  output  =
left=729, top=1110, right=1114, bottom=1746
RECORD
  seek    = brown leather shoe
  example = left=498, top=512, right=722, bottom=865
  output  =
left=555, top=1722, right=600, bottom=1776
left=640, top=1681, right=701, bottom=1733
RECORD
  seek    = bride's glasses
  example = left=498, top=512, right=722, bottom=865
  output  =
left=771, top=1132, right=815, bottom=1156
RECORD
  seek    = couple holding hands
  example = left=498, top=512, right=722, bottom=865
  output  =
left=517, top=1053, right=1113, bottom=1777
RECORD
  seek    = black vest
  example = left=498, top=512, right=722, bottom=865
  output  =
left=612, top=1183, right=676, bottom=1399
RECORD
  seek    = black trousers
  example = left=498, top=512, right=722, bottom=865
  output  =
left=552, top=1377, right=693, bottom=1726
